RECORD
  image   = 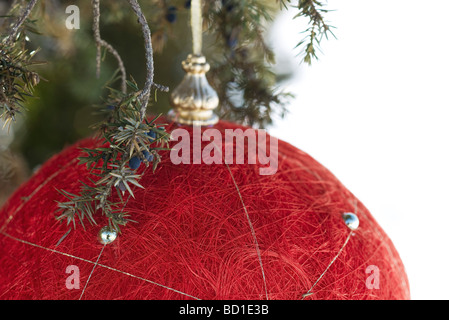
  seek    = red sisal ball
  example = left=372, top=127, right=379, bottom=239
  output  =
left=0, top=120, right=409, bottom=300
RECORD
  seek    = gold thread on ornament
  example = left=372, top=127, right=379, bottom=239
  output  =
left=0, top=158, right=79, bottom=233
left=301, top=205, right=360, bottom=299
left=224, top=161, right=269, bottom=300
left=79, top=244, right=105, bottom=300
left=0, top=231, right=201, bottom=300
left=210, top=139, right=269, bottom=300
left=167, top=0, right=219, bottom=126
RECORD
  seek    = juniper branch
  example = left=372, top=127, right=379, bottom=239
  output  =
left=56, top=0, right=171, bottom=237
left=3, top=0, right=38, bottom=46
left=1, top=0, right=41, bottom=128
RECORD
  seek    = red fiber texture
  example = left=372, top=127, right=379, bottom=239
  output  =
left=0, top=120, right=409, bottom=300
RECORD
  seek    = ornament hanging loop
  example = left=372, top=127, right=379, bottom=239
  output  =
left=191, top=0, right=202, bottom=55
left=167, top=0, right=219, bottom=126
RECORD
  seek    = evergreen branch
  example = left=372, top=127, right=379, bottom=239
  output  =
left=57, top=84, right=171, bottom=234
left=55, top=1, right=171, bottom=238
left=0, top=0, right=41, bottom=129
left=3, top=0, right=38, bottom=46
left=288, top=0, right=335, bottom=64
left=205, top=0, right=291, bottom=128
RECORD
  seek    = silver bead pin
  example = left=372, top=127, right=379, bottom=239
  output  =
left=302, top=210, right=360, bottom=299
left=342, top=212, right=359, bottom=231
left=98, top=226, right=118, bottom=245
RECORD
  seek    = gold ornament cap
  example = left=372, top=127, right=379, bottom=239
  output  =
left=167, top=54, right=219, bottom=126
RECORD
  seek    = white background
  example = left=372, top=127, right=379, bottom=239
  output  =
left=269, top=0, right=449, bottom=300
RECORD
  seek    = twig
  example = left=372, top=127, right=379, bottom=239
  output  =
left=4, top=0, right=39, bottom=45
left=126, top=0, right=168, bottom=120
left=92, top=0, right=127, bottom=94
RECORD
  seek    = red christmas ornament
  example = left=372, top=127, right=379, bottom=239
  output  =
left=0, top=120, right=409, bottom=300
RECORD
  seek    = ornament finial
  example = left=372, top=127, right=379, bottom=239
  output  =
left=167, top=0, right=219, bottom=125
left=167, top=54, right=219, bottom=126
